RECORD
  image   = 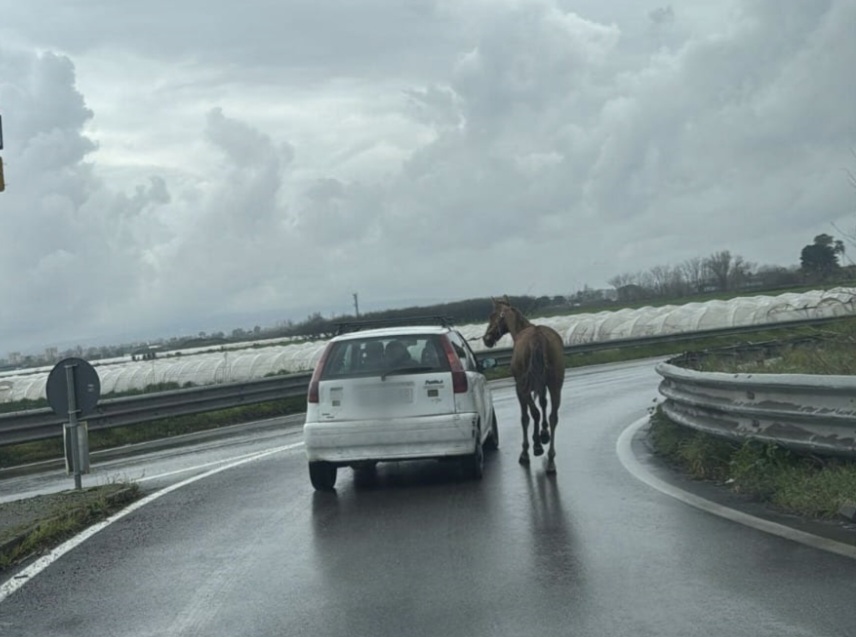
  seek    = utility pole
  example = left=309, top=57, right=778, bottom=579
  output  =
left=353, top=293, right=360, bottom=317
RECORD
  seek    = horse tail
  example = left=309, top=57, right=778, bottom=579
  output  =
left=524, top=331, right=548, bottom=397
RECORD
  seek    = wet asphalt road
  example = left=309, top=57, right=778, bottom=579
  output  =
left=1, top=359, right=856, bottom=636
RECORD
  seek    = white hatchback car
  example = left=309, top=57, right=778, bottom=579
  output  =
left=302, top=319, right=498, bottom=491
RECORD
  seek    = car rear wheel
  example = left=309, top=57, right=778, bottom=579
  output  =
left=484, top=409, right=499, bottom=451
left=309, top=461, right=338, bottom=491
left=461, top=431, right=484, bottom=480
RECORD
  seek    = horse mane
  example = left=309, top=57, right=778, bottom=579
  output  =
left=503, top=303, right=532, bottom=333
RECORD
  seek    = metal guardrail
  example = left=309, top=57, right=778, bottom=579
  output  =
left=0, top=374, right=312, bottom=447
left=0, top=314, right=848, bottom=448
left=656, top=358, right=856, bottom=458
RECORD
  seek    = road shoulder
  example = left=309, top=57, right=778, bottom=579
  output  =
left=618, top=416, right=856, bottom=559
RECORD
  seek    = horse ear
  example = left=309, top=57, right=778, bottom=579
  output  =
left=502, top=294, right=510, bottom=304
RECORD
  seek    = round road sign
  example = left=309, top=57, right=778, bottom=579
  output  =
left=46, top=357, right=101, bottom=418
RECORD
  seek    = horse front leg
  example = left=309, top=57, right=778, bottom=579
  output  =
left=516, top=389, right=531, bottom=465
left=545, top=384, right=561, bottom=474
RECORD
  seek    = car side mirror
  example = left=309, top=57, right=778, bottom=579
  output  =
left=478, top=357, right=497, bottom=371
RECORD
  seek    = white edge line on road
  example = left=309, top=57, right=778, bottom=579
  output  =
left=617, top=416, right=856, bottom=561
left=0, top=441, right=305, bottom=603
left=135, top=447, right=298, bottom=483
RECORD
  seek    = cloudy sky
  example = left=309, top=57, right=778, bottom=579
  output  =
left=0, top=0, right=854, bottom=354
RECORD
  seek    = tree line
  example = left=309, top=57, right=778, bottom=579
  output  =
left=604, top=234, right=851, bottom=303
left=265, top=234, right=853, bottom=341
left=122, top=231, right=856, bottom=352
left=11, top=232, right=850, bottom=368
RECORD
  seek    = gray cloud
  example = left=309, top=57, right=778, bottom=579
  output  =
left=2, top=0, right=463, bottom=84
left=0, top=0, right=853, bottom=354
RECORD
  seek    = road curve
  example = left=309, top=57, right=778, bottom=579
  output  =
left=1, top=359, right=855, bottom=637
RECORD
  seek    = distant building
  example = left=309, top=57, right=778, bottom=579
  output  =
left=8, top=352, right=21, bottom=365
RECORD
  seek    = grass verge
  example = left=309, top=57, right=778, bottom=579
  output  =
left=0, top=482, right=143, bottom=572
left=698, top=336, right=856, bottom=376
left=648, top=406, right=856, bottom=520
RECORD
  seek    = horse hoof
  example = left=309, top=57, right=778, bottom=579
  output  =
left=533, top=445, right=544, bottom=457
left=519, top=453, right=530, bottom=465
left=546, top=463, right=556, bottom=475
left=540, top=431, right=551, bottom=445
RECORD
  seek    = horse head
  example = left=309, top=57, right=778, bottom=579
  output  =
left=482, top=296, right=511, bottom=348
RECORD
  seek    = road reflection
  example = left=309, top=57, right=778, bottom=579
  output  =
left=522, top=469, right=586, bottom=588
left=304, top=455, right=589, bottom=636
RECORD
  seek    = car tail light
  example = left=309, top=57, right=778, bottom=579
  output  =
left=440, top=337, right=468, bottom=394
left=307, top=344, right=334, bottom=404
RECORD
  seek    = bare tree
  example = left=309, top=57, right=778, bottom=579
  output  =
left=681, top=257, right=706, bottom=294
left=648, top=265, right=672, bottom=297
left=702, top=250, right=756, bottom=291
left=830, top=148, right=856, bottom=264
left=704, top=250, right=733, bottom=291
left=729, top=255, right=755, bottom=290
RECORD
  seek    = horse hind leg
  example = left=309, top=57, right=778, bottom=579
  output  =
left=538, top=390, right=550, bottom=445
left=516, top=388, right=531, bottom=465
left=545, top=384, right=562, bottom=475
left=529, top=394, right=544, bottom=457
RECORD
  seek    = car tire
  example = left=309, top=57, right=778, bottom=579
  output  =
left=484, top=409, right=499, bottom=452
left=309, top=461, right=338, bottom=491
left=461, top=430, right=484, bottom=481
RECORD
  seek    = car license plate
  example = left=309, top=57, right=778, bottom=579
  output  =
left=358, top=385, right=413, bottom=405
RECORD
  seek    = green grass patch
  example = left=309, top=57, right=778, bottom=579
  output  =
left=0, top=482, right=142, bottom=571
left=87, top=396, right=305, bottom=449
left=648, top=407, right=856, bottom=519
left=700, top=340, right=856, bottom=376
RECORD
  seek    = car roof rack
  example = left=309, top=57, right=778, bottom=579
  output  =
left=334, top=316, right=456, bottom=336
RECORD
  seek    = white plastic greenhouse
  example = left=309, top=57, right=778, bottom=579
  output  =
left=1, top=287, right=854, bottom=404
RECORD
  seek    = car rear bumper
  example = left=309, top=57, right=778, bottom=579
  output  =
left=303, top=413, right=479, bottom=464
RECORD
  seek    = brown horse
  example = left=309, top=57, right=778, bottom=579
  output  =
left=482, top=296, right=566, bottom=474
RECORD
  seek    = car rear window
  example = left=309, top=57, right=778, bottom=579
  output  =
left=320, top=334, right=450, bottom=379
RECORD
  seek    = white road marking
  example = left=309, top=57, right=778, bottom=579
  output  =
left=0, top=442, right=305, bottom=603
left=616, top=416, right=856, bottom=561
left=135, top=447, right=302, bottom=483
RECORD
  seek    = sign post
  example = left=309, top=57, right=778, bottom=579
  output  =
left=46, top=357, right=101, bottom=490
